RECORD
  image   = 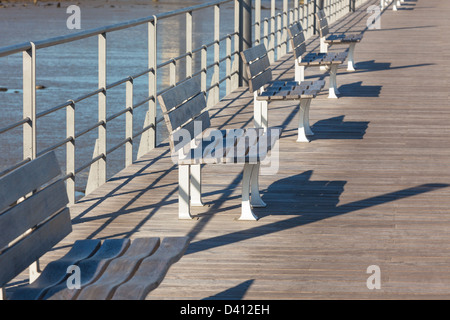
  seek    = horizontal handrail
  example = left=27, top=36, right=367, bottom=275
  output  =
left=0, top=0, right=233, bottom=57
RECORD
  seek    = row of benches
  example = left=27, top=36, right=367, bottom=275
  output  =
left=0, top=9, right=363, bottom=300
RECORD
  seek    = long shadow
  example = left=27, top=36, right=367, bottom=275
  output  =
left=311, top=115, right=369, bottom=140
left=338, top=81, right=382, bottom=97
left=186, top=170, right=449, bottom=255
left=204, top=280, right=254, bottom=300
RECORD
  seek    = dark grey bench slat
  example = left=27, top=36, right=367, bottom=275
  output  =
left=0, top=179, right=68, bottom=251
left=76, top=237, right=161, bottom=300
left=44, top=238, right=131, bottom=300
left=0, top=151, right=61, bottom=212
left=111, top=236, right=190, bottom=300
left=8, top=240, right=102, bottom=300
left=0, top=207, right=72, bottom=289
left=179, top=127, right=282, bottom=165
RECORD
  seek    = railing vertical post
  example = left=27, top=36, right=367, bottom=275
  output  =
left=281, top=0, right=288, bottom=56
left=263, top=18, right=269, bottom=50
left=269, top=0, right=275, bottom=62
left=201, top=46, right=207, bottom=93
left=23, top=42, right=40, bottom=282
left=226, top=35, right=231, bottom=95
left=137, top=17, right=157, bottom=159
left=233, top=0, right=240, bottom=89
left=186, top=11, right=193, bottom=78
left=23, top=43, right=36, bottom=163
left=170, top=59, right=176, bottom=87
left=148, top=17, right=157, bottom=150
left=214, top=4, right=220, bottom=104
left=255, top=0, right=261, bottom=45
left=66, top=100, right=75, bottom=204
left=125, top=78, right=133, bottom=167
left=238, top=0, right=252, bottom=86
left=277, top=13, right=282, bottom=58
left=98, top=32, right=107, bottom=187
left=314, top=0, right=317, bottom=35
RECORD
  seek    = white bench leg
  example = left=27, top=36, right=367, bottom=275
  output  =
left=0, top=287, right=5, bottom=300
left=29, top=261, right=41, bottom=283
left=304, top=99, right=314, bottom=136
left=190, top=164, right=204, bottom=207
left=328, top=64, right=340, bottom=99
left=320, top=37, right=329, bottom=71
left=297, top=99, right=311, bottom=143
left=253, top=91, right=268, bottom=129
left=295, top=59, right=305, bottom=83
left=347, top=43, right=356, bottom=71
left=239, top=163, right=259, bottom=221
left=250, top=163, right=266, bottom=208
left=178, top=164, right=192, bottom=219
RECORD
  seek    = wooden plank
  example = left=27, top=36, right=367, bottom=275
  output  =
left=0, top=151, right=61, bottom=212
left=8, top=240, right=102, bottom=300
left=0, top=179, right=68, bottom=250
left=0, top=208, right=72, bottom=288
left=172, top=111, right=211, bottom=153
left=246, top=54, right=271, bottom=79
left=158, top=76, right=201, bottom=114
left=240, top=43, right=268, bottom=64
left=167, top=93, right=206, bottom=131
left=111, top=236, right=190, bottom=300
left=44, top=238, right=131, bottom=300
left=76, top=238, right=161, bottom=300
left=248, top=68, right=272, bottom=93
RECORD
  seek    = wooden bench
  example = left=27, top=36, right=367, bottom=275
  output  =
left=288, top=22, right=348, bottom=99
left=240, top=44, right=325, bottom=142
left=0, top=151, right=189, bottom=300
left=315, top=9, right=363, bottom=72
left=157, top=76, right=281, bottom=221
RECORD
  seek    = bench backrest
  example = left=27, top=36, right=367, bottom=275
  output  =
left=0, top=151, right=72, bottom=288
left=315, top=9, right=330, bottom=38
left=287, top=22, right=308, bottom=60
left=240, top=44, right=273, bottom=94
left=158, top=76, right=211, bottom=153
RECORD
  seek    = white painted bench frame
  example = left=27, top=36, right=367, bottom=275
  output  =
left=158, top=76, right=281, bottom=221
left=315, top=9, right=363, bottom=72
left=241, top=44, right=325, bottom=142
left=288, top=22, right=348, bottom=99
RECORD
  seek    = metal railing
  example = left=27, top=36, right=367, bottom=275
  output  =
left=0, top=0, right=369, bottom=204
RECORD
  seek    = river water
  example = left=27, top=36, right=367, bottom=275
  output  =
left=0, top=0, right=274, bottom=195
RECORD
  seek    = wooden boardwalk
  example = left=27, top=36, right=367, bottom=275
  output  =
left=9, top=0, right=450, bottom=299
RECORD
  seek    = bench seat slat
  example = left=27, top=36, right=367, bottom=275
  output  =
left=44, top=238, right=131, bottom=300
left=8, top=239, right=102, bottom=300
left=76, top=238, right=161, bottom=300
left=178, top=127, right=281, bottom=165
left=111, top=236, right=190, bottom=300
left=0, top=207, right=72, bottom=288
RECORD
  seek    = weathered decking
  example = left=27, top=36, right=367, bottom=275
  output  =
left=9, top=0, right=450, bottom=299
